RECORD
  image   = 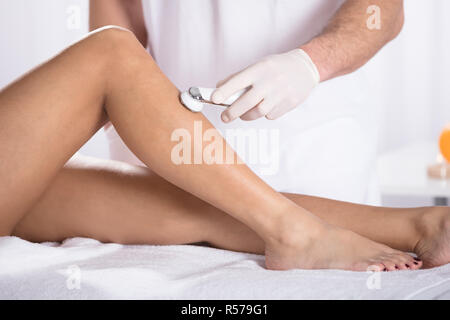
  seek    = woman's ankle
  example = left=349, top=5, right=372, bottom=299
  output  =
left=262, top=202, right=327, bottom=249
left=413, top=207, right=450, bottom=249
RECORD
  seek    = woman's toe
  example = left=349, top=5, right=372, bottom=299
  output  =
left=382, top=260, right=398, bottom=271
left=409, top=257, right=423, bottom=270
left=402, top=254, right=422, bottom=270
left=413, top=256, right=423, bottom=266
left=392, top=253, right=414, bottom=270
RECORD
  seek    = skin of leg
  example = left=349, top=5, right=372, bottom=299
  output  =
left=0, top=30, right=118, bottom=234
left=0, top=27, right=291, bottom=238
left=16, top=156, right=447, bottom=269
left=13, top=156, right=265, bottom=254
left=287, top=195, right=450, bottom=269
left=0, top=26, right=314, bottom=264
left=10, top=156, right=421, bottom=253
left=0, top=26, right=421, bottom=271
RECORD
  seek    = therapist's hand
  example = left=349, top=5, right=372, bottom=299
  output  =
left=212, top=49, right=320, bottom=122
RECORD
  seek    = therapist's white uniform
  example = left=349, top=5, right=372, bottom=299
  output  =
left=106, top=0, right=381, bottom=205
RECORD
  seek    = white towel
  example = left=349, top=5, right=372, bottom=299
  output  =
left=1, top=236, right=449, bottom=300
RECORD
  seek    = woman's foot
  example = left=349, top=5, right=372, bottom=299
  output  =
left=265, top=210, right=422, bottom=272
left=414, top=207, right=450, bottom=268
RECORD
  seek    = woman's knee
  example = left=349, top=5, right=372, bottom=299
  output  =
left=86, top=26, right=152, bottom=69
left=64, top=26, right=154, bottom=87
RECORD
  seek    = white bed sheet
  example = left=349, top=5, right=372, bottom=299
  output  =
left=0, top=236, right=449, bottom=300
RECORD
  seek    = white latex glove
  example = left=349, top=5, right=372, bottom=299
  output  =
left=212, top=49, right=320, bottom=122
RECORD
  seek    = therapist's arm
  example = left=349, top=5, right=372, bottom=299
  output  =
left=301, top=0, right=404, bottom=82
left=89, top=0, right=148, bottom=47
left=213, top=0, right=404, bottom=121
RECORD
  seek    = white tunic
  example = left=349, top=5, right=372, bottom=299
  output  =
left=106, top=0, right=380, bottom=204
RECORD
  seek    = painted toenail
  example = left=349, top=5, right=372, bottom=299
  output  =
left=405, top=264, right=410, bottom=268
left=413, top=262, right=418, bottom=265
left=413, top=257, right=421, bottom=261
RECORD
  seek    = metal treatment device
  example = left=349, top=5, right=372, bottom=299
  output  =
left=180, top=87, right=248, bottom=113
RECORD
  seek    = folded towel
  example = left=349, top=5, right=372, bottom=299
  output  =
left=1, top=236, right=449, bottom=300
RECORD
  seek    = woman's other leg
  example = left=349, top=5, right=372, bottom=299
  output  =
left=15, top=156, right=449, bottom=269
left=17, top=157, right=445, bottom=270
left=14, top=156, right=264, bottom=254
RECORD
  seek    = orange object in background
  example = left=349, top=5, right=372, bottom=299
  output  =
left=428, top=127, right=450, bottom=179
left=440, top=126, right=450, bottom=163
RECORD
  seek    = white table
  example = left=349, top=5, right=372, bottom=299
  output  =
left=377, top=141, right=450, bottom=206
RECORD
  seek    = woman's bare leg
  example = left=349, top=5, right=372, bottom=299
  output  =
left=286, top=195, right=450, bottom=269
left=0, top=27, right=420, bottom=271
left=16, top=156, right=446, bottom=270
left=14, top=156, right=449, bottom=269
left=14, top=156, right=265, bottom=254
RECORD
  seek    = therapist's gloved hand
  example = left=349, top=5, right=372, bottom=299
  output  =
left=212, top=49, right=320, bottom=122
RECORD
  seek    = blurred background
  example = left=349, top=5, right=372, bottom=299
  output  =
left=1, top=0, right=449, bottom=207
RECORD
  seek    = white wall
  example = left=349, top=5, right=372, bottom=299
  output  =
left=1, top=0, right=449, bottom=205
left=0, top=0, right=108, bottom=159
left=364, top=0, right=450, bottom=153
